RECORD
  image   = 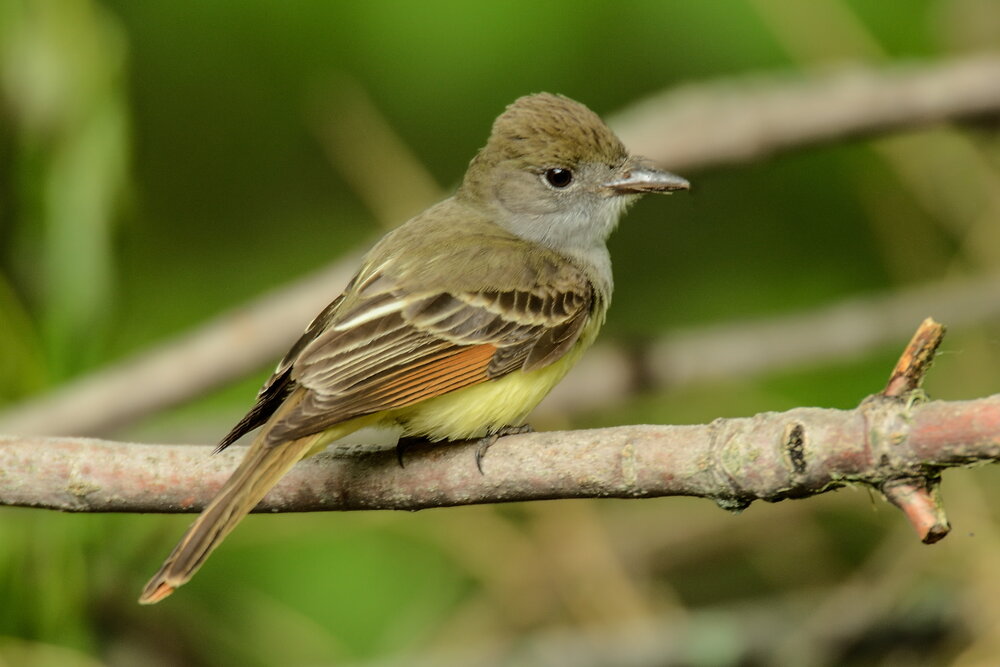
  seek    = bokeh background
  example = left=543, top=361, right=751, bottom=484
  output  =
left=2, top=1, right=1000, bottom=665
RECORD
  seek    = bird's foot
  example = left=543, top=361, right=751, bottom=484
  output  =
left=474, top=424, right=534, bottom=474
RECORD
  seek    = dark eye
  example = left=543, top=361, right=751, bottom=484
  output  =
left=544, top=168, right=573, bottom=188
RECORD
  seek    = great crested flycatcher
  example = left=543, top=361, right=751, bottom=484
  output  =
left=139, top=92, right=689, bottom=604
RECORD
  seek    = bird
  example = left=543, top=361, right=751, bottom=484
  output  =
left=139, top=92, right=689, bottom=604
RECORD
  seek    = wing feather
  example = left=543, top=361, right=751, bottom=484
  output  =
left=227, top=255, right=597, bottom=447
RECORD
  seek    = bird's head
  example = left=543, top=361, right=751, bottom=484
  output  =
left=460, top=93, right=689, bottom=252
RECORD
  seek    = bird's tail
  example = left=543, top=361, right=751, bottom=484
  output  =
left=138, top=431, right=321, bottom=604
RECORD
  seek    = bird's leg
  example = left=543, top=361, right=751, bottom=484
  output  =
left=474, top=424, right=534, bottom=474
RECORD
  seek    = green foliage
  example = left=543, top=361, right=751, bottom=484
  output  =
left=1, top=0, right=130, bottom=379
left=0, top=1, right=997, bottom=664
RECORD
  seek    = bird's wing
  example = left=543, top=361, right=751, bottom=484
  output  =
left=261, top=265, right=594, bottom=444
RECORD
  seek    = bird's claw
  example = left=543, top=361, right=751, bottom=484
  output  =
left=395, top=436, right=427, bottom=468
left=473, top=424, right=534, bottom=474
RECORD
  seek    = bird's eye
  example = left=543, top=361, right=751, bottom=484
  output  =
left=544, top=168, right=573, bottom=189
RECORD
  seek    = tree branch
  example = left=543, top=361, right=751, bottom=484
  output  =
left=1, top=394, right=996, bottom=517
left=2, top=320, right=998, bottom=544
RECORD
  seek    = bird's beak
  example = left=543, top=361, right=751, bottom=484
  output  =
left=603, top=162, right=690, bottom=195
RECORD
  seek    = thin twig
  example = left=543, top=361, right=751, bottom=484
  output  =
left=872, top=317, right=951, bottom=543
left=882, top=317, right=946, bottom=398
left=309, top=76, right=444, bottom=226
left=882, top=478, right=950, bottom=544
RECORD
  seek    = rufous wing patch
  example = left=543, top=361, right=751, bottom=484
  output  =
left=368, top=343, right=497, bottom=407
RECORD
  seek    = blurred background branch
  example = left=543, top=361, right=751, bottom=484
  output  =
left=2, top=267, right=999, bottom=437
left=612, top=55, right=1000, bottom=170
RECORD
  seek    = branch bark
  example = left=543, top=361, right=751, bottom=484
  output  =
left=2, top=394, right=997, bottom=518
left=3, top=56, right=1000, bottom=437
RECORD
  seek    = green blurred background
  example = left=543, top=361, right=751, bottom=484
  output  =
left=2, top=1, right=1000, bottom=665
